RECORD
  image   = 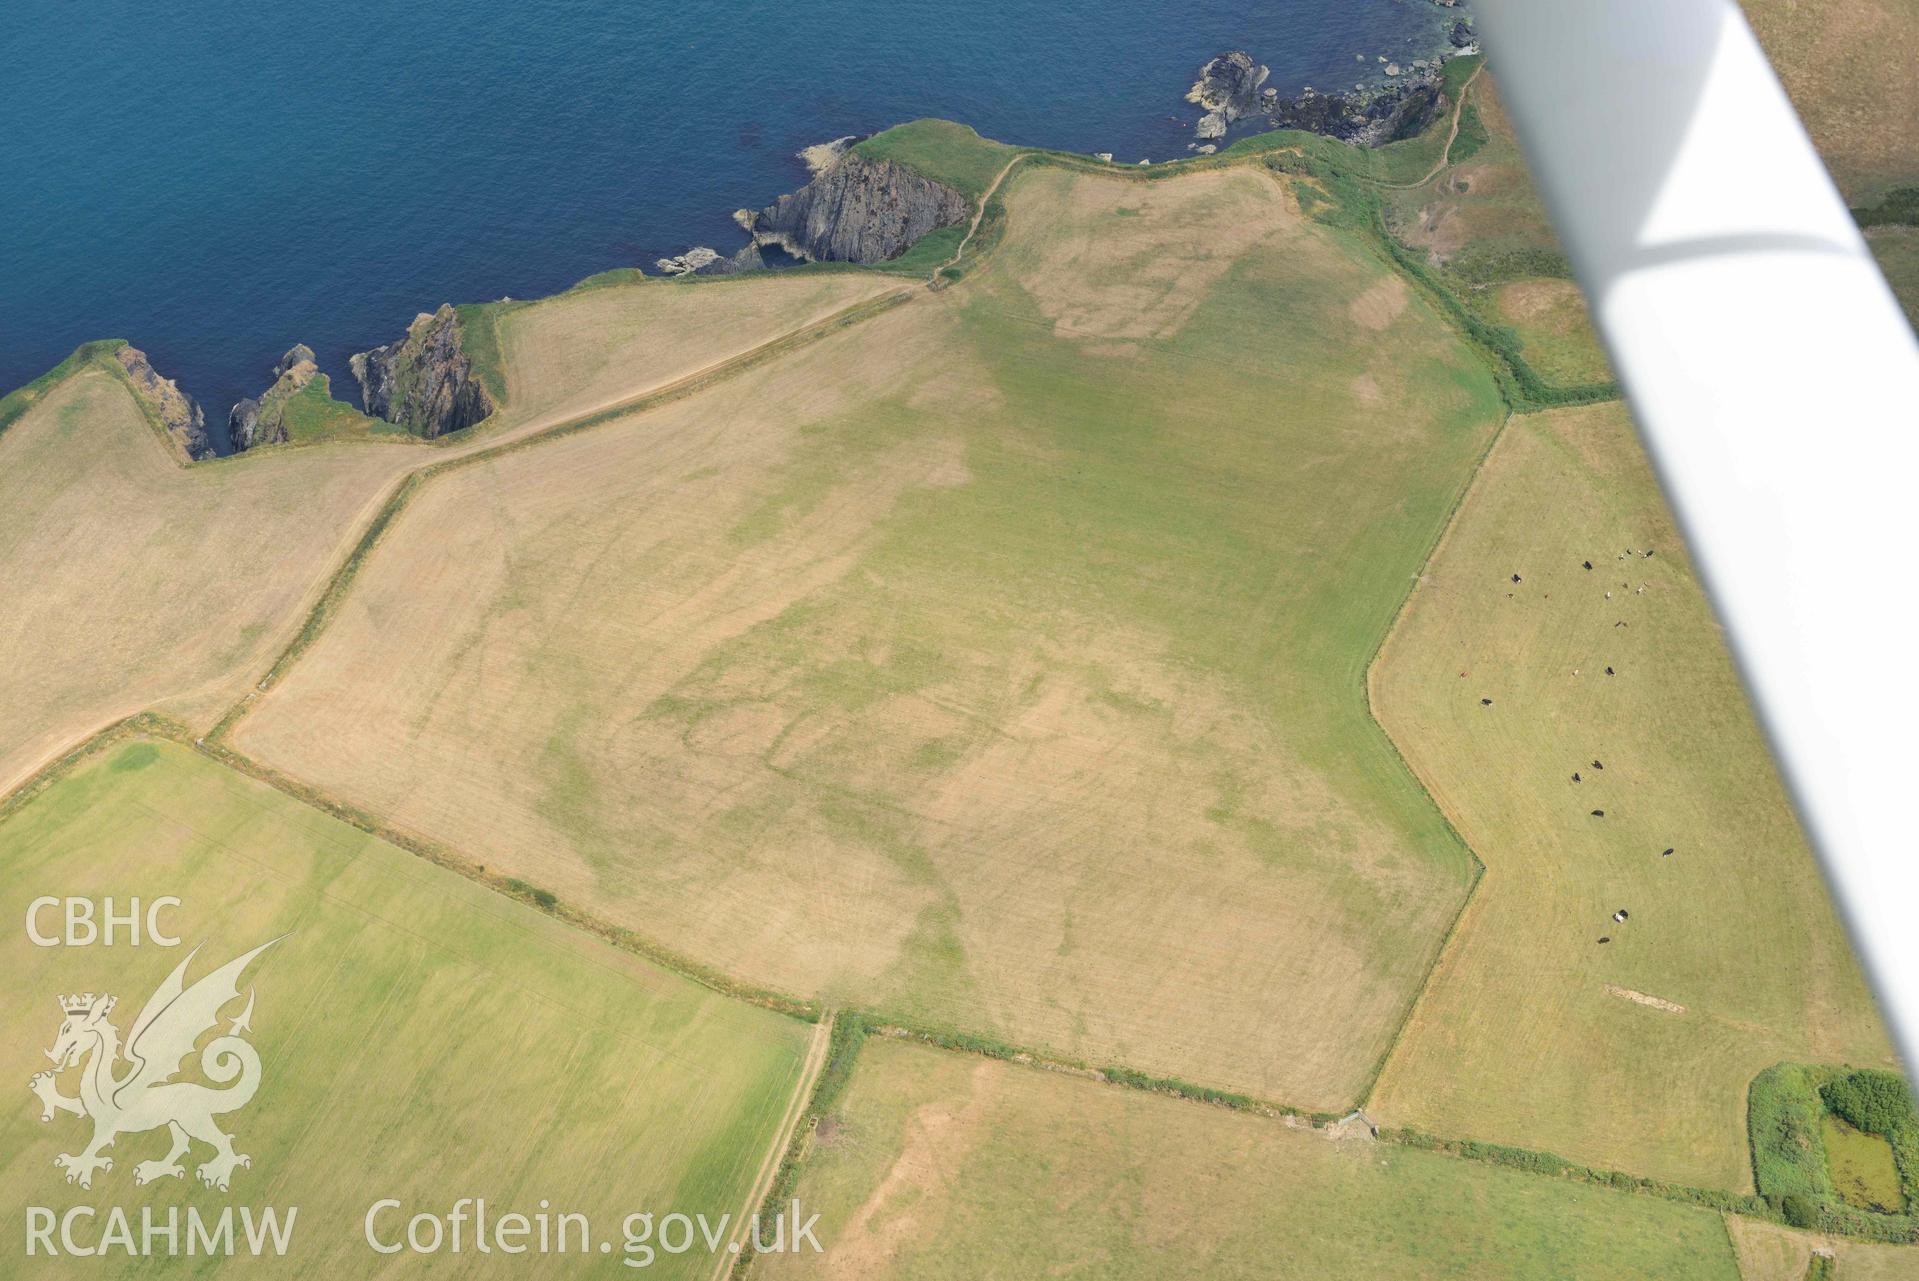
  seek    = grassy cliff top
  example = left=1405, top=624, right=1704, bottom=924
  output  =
left=852, top=119, right=1021, bottom=198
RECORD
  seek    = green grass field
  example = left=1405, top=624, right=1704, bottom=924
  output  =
left=851, top=120, right=1019, bottom=199
left=756, top=1037, right=1742, bottom=1280
left=1825, top=1116, right=1904, bottom=1214
left=0, top=736, right=810, bottom=1276
left=274, top=374, right=406, bottom=445
left=236, top=159, right=1504, bottom=1109
left=1369, top=403, right=1892, bottom=1190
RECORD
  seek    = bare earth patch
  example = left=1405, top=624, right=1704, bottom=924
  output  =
left=1605, top=984, right=1687, bottom=1015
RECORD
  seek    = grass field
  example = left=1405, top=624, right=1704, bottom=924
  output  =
left=0, top=735, right=809, bottom=1276
left=1865, top=226, right=1919, bottom=328
left=1380, top=74, right=1615, bottom=402
left=235, top=159, right=1505, bottom=1109
left=0, top=271, right=913, bottom=807
left=851, top=120, right=1019, bottom=199
left=1825, top=1116, right=1905, bottom=1213
left=756, top=1037, right=1743, bottom=1280
left=1742, top=0, right=1919, bottom=203
left=1368, top=402, right=1893, bottom=1189
left=1725, top=1218, right=1919, bottom=1281
left=0, top=365, right=421, bottom=798
left=274, top=373, right=406, bottom=445
left=478, top=272, right=904, bottom=436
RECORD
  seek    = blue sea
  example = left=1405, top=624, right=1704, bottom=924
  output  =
left=1, top=0, right=1457, bottom=446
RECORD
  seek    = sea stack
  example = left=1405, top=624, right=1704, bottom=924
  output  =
left=1187, top=51, right=1270, bottom=140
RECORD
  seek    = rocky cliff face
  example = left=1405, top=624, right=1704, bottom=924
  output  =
left=1264, top=75, right=1445, bottom=147
left=229, top=343, right=321, bottom=451
left=349, top=304, right=495, bottom=439
left=744, top=153, right=968, bottom=264
left=111, top=345, right=212, bottom=460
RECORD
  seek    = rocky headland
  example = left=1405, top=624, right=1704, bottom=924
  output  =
left=27, top=15, right=1476, bottom=460
left=738, top=150, right=969, bottom=265
left=228, top=343, right=320, bottom=451
left=1188, top=51, right=1271, bottom=141
left=1184, top=13, right=1473, bottom=151
left=111, top=345, right=213, bottom=461
left=349, top=304, right=495, bottom=439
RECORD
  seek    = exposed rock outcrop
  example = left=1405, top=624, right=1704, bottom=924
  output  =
left=1184, top=40, right=1458, bottom=150
left=273, top=343, right=316, bottom=379
left=1264, top=72, right=1446, bottom=147
left=349, top=304, right=495, bottom=439
left=1187, top=51, right=1270, bottom=140
left=797, top=135, right=857, bottom=177
left=229, top=343, right=321, bottom=451
left=656, top=246, right=723, bottom=276
left=744, top=152, right=968, bottom=264
left=657, top=242, right=764, bottom=277
left=110, top=345, right=212, bottom=460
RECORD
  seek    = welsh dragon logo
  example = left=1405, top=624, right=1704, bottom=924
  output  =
left=28, top=938, right=280, bottom=1191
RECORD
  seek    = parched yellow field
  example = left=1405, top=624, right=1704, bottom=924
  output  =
left=1369, top=401, right=1893, bottom=1189
left=1742, top=0, right=1919, bottom=201
left=481, top=271, right=904, bottom=436
left=0, top=274, right=913, bottom=807
left=236, top=160, right=1507, bottom=1108
left=1724, top=1217, right=1919, bottom=1281
left=0, top=368, right=415, bottom=797
left=0, top=736, right=811, bottom=1277
left=758, top=1037, right=1743, bottom=1280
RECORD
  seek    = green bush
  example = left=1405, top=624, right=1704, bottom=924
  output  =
left=1821, top=1070, right=1916, bottom=1137
left=502, top=877, right=558, bottom=910
left=1782, top=1193, right=1820, bottom=1229
left=1854, top=187, right=1919, bottom=229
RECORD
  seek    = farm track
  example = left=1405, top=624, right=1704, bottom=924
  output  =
left=716, top=1013, right=835, bottom=1281
left=1380, top=62, right=1485, bottom=191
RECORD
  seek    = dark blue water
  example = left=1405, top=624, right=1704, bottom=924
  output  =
left=1, top=0, right=1454, bottom=439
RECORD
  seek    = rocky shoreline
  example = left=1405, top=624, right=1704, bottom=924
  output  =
left=67, top=13, right=1477, bottom=453
left=650, top=15, right=1476, bottom=273
left=1183, top=13, right=1475, bottom=152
